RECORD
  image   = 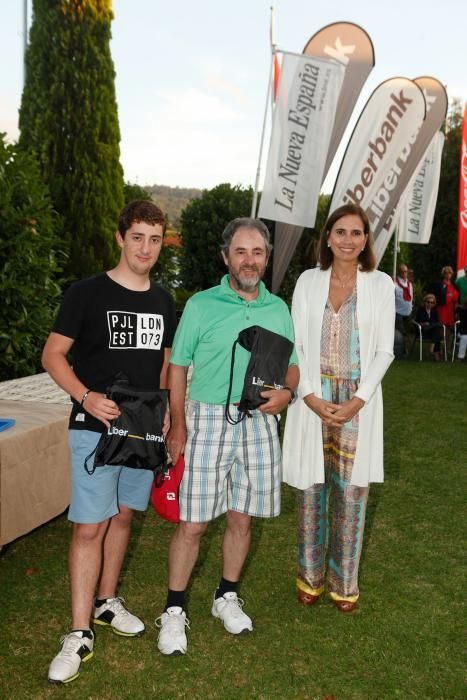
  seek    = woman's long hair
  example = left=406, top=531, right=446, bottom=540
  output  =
left=318, top=204, right=376, bottom=271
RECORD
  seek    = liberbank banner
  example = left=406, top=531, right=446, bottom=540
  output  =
left=330, top=78, right=426, bottom=239
left=259, top=51, right=344, bottom=228
left=383, top=76, right=447, bottom=231
left=373, top=76, right=448, bottom=259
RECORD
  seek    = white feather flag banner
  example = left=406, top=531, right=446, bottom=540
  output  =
left=330, top=77, right=427, bottom=240
left=398, top=131, right=445, bottom=245
left=259, top=51, right=344, bottom=228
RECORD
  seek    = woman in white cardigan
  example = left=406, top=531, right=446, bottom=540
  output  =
left=282, top=204, right=395, bottom=612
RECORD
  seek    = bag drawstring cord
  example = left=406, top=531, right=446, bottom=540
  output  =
left=84, top=444, right=98, bottom=475
left=225, top=340, right=246, bottom=425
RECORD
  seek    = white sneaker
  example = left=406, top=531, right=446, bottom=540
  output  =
left=211, top=592, right=253, bottom=634
left=93, top=597, right=145, bottom=637
left=48, top=630, right=94, bottom=684
left=156, top=606, right=189, bottom=656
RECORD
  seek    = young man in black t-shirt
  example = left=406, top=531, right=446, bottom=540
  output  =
left=42, top=200, right=177, bottom=684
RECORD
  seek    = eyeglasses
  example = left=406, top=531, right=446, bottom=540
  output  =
left=425, top=301, right=436, bottom=305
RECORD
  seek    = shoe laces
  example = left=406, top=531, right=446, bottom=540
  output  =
left=101, top=596, right=129, bottom=618
left=59, top=632, right=88, bottom=657
left=155, top=610, right=190, bottom=632
left=219, top=594, right=246, bottom=618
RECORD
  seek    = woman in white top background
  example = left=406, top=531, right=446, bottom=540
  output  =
left=282, top=203, right=395, bottom=612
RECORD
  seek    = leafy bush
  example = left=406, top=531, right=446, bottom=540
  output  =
left=0, top=136, right=64, bottom=380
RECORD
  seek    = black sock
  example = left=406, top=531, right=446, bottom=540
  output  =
left=71, top=629, right=94, bottom=639
left=165, top=589, right=186, bottom=611
left=215, top=577, right=238, bottom=599
left=94, top=597, right=109, bottom=607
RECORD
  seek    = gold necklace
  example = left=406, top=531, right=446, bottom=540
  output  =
left=331, top=268, right=357, bottom=288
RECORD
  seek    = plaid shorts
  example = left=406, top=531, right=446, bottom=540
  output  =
left=180, top=401, right=282, bottom=522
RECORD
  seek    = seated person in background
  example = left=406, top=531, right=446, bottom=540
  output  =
left=414, top=293, right=443, bottom=361
left=456, top=298, right=467, bottom=362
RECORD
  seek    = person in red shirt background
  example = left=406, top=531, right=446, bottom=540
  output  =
left=429, top=266, right=459, bottom=333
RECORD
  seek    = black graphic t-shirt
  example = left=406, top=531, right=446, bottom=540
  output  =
left=53, top=273, right=177, bottom=432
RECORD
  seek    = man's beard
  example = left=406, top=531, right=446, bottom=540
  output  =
left=231, top=268, right=262, bottom=292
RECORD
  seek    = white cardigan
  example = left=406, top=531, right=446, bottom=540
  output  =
left=282, top=267, right=395, bottom=488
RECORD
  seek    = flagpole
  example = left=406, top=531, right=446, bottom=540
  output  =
left=392, top=226, right=399, bottom=279
left=270, top=5, right=276, bottom=113
left=251, top=6, right=275, bottom=218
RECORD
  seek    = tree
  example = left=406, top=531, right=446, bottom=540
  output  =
left=179, top=184, right=253, bottom=290
left=379, top=238, right=410, bottom=277
left=408, top=101, right=463, bottom=286
left=19, top=0, right=124, bottom=281
left=123, top=181, right=152, bottom=205
left=0, top=135, right=64, bottom=380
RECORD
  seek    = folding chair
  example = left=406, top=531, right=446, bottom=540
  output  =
left=411, top=321, right=447, bottom=361
left=451, top=320, right=460, bottom=362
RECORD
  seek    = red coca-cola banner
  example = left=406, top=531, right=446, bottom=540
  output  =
left=457, top=103, right=467, bottom=275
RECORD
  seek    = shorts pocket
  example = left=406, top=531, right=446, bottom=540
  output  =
left=69, top=429, right=87, bottom=452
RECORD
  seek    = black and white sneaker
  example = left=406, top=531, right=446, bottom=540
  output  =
left=48, top=630, right=94, bottom=684
left=93, top=596, right=145, bottom=637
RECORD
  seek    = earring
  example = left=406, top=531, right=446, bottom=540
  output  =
left=327, top=243, right=331, bottom=248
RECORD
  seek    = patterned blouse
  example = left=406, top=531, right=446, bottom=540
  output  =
left=320, top=287, right=360, bottom=382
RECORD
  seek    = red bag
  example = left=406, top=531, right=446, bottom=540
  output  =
left=150, top=455, right=185, bottom=523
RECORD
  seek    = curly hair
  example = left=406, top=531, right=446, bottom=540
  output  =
left=118, top=200, right=166, bottom=237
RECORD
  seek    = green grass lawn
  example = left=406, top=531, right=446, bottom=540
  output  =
left=0, top=361, right=465, bottom=699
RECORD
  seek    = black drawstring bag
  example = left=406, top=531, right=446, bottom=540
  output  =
left=225, top=325, right=293, bottom=424
left=84, top=375, right=168, bottom=484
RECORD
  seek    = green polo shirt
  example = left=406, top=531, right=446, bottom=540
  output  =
left=170, top=275, right=298, bottom=404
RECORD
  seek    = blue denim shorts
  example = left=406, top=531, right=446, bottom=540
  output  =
left=68, top=429, right=154, bottom=524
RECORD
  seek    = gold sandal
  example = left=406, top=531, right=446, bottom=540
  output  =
left=332, top=598, right=356, bottom=613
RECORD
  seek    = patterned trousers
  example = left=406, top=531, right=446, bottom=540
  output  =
left=297, top=377, right=369, bottom=601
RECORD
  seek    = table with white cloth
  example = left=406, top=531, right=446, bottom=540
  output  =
left=0, top=374, right=71, bottom=547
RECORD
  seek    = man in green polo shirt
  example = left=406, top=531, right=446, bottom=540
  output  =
left=156, top=217, right=299, bottom=656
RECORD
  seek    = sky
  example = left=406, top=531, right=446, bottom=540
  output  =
left=1, top=0, right=466, bottom=193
